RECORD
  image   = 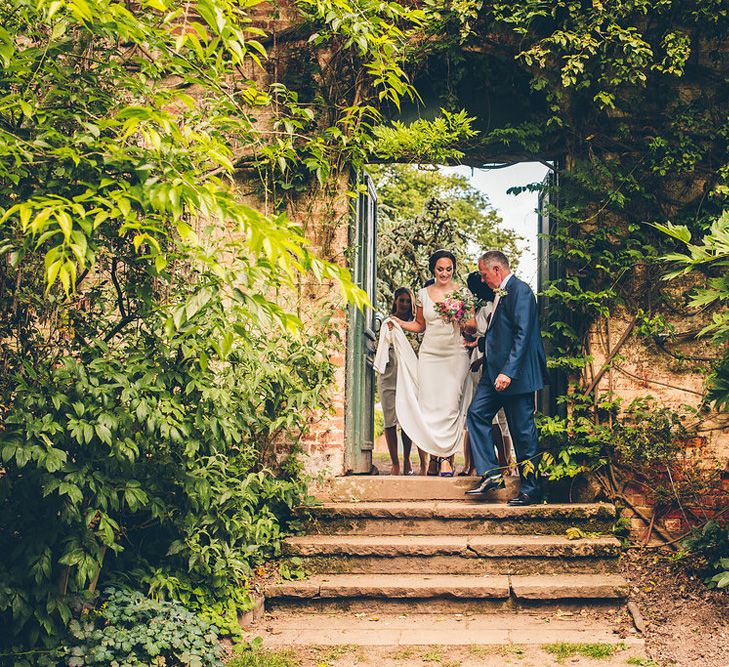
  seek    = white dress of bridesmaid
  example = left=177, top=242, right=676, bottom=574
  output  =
left=389, top=286, right=472, bottom=458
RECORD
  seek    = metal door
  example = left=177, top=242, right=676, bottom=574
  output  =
left=345, top=172, right=378, bottom=473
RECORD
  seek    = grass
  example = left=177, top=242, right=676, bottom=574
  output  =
left=391, top=646, right=417, bottom=659
left=467, top=645, right=526, bottom=659
left=314, top=644, right=366, bottom=663
left=421, top=648, right=445, bottom=662
left=227, top=646, right=300, bottom=667
left=498, top=645, right=526, bottom=659
left=419, top=648, right=462, bottom=666
left=626, top=659, right=661, bottom=667
left=542, top=642, right=626, bottom=661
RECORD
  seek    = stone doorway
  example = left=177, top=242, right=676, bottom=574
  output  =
left=345, top=162, right=560, bottom=476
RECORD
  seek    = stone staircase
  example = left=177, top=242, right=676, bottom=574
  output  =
left=244, top=477, right=642, bottom=652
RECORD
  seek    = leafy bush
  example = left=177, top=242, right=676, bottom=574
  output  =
left=681, top=520, right=729, bottom=589
left=611, top=397, right=687, bottom=467
left=539, top=394, right=691, bottom=482
left=63, top=589, right=223, bottom=667
left=537, top=392, right=612, bottom=481
left=0, top=288, right=336, bottom=652
left=537, top=394, right=726, bottom=530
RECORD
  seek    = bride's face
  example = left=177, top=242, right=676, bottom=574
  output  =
left=433, top=257, right=454, bottom=285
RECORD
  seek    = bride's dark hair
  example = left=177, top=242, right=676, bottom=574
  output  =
left=428, top=249, right=457, bottom=275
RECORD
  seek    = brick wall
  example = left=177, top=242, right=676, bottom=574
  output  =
left=241, top=3, right=729, bottom=529
left=588, top=302, right=729, bottom=537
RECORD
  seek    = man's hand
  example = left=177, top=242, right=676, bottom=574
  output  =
left=494, top=373, right=511, bottom=392
left=459, top=317, right=477, bottom=335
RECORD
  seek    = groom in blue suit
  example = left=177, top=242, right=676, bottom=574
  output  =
left=464, top=251, right=548, bottom=505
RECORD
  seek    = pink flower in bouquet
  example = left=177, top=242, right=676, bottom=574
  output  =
left=434, top=288, right=476, bottom=325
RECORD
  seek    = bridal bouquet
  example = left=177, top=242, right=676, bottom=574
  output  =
left=434, top=288, right=477, bottom=325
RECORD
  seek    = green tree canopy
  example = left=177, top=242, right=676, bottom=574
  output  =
left=370, top=164, right=522, bottom=309
left=0, top=0, right=445, bottom=657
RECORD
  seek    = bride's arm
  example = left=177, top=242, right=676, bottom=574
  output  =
left=389, top=305, right=426, bottom=333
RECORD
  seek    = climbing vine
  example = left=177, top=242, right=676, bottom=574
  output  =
left=1, top=0, right=728, bottom=658
left=469, top=2, right=729, bottom=531
left=351, top=0, right=729, bottom=530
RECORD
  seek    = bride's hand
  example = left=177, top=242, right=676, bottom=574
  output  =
left=387, top=317, right=399, bottom=330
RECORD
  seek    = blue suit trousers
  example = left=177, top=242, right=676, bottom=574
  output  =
left=467, top=378, right=541, bottom=498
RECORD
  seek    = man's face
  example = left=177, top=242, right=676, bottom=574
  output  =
left=478, top=259, right=501, bottom=290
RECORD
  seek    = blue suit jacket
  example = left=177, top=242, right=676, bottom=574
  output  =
left=484, top=275, right=548, bottom=395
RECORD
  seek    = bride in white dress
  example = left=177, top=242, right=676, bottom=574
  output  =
left=385, top=250, right=472, bottom=476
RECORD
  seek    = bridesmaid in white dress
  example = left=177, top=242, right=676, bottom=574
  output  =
left=386, top=250, right=472, bottom=476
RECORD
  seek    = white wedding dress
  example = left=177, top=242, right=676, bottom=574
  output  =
left=375, top=288, right=471, bottom=458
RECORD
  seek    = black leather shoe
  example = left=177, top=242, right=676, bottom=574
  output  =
left=507, top=492, right=542, bottom=507
left=465, top=475, right=505, bottom=496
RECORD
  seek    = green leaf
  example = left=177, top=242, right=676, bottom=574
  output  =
left=58, top=482, right=83, bottom=505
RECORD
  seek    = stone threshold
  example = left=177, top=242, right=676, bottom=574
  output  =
left=244, top=610, right=645, bottom=648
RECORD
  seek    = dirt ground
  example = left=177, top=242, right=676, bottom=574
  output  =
left=620, top=549, right=728, bottom=667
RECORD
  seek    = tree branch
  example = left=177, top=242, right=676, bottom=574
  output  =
left=110, top=258, right=127, bottom=320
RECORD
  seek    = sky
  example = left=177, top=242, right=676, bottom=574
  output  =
left=439, top=162, right=551, bottom=290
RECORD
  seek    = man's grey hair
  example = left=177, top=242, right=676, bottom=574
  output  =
left=479, top=250, right=510, bottom=270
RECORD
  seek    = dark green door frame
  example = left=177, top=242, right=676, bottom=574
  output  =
left=344, top=172, right=378, bottom=474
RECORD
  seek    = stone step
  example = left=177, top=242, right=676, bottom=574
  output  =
left=510, top=574, right=629, bottom=600
left=243, top=610, right=645, bottom=651
left=265, top=573, right=629, bottom=613
left=309, top=475, right=519, bottom=502
left=283, top=534, right=621, bottom=575
left=267, top=574, right=510, bottom=603
left=300, top=501, right=616, bottom=535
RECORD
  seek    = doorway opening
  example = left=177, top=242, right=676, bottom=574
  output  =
left=344, top=162, right=560, bottom=475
